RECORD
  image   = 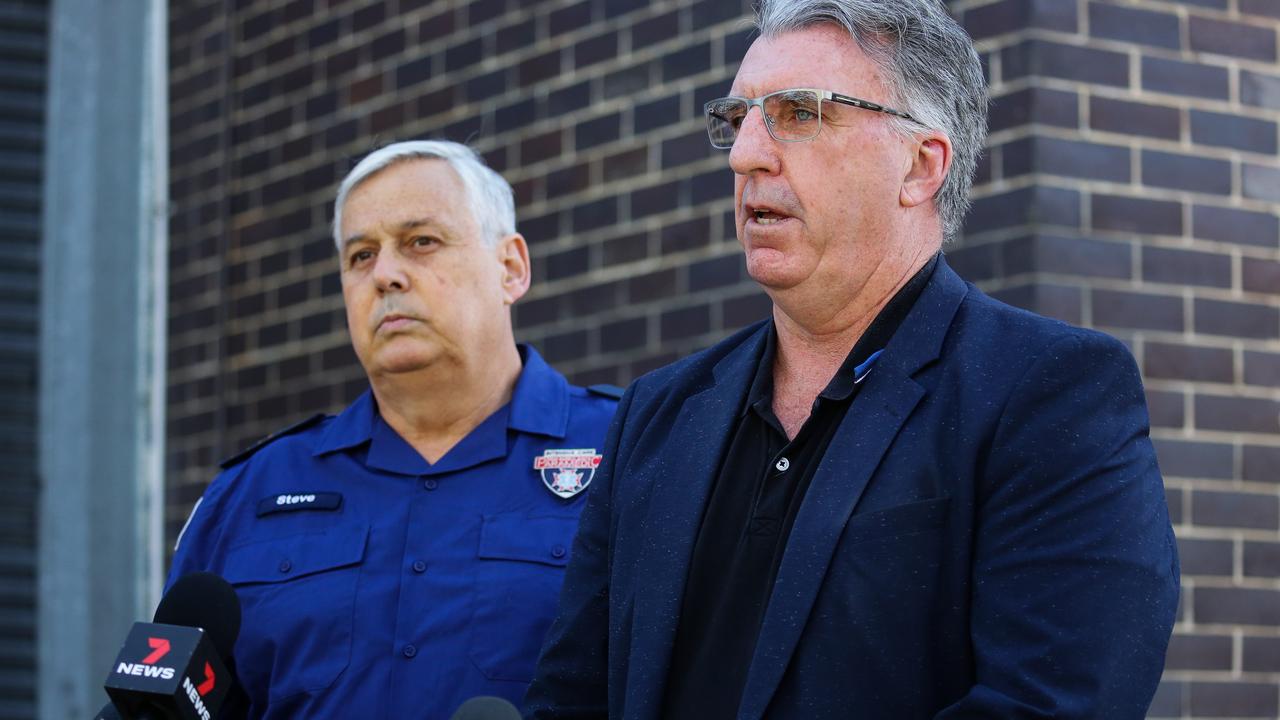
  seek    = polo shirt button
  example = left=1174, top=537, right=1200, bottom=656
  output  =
left=402, top=644, right=417, bottom=658
left=775, top=457, right=790, bottom=472
left=412, top=560, right=427, bottom=573
left=278, top=559, right=292, bottom=573
left=423, top=478, right=438, bottom=491
left=551, top=545, right=567, bottom=559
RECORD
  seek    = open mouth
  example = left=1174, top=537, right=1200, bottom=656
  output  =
left=752, top=209, right=789, bottom=225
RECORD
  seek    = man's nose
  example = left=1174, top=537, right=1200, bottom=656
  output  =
left=372, top=248, right=410, bottom=292
left=728, top=106, right=781, bottom=176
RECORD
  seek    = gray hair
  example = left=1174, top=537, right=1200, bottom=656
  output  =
left=332, top=140, right=516, bottom=250
left=756, top=0, right=988, bottom=242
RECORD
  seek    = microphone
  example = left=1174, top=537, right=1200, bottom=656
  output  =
left=102, top=572, right=242, bottom=719
left=449, top=696, right=522, bottom=720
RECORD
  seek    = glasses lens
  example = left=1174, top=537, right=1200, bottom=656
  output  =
left=762, top=90, right=821, bottom=142
left=705, top=98, right=748, bottom=149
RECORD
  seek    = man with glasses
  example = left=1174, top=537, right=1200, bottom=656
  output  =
left=527, top=1, right=1178, bottom=718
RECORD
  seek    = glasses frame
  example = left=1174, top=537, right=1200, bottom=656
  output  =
left=703, top=88, right=915, bottom=149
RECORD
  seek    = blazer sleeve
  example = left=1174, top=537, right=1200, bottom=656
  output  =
left=524, top=385, right=635, bottom=719
left=934, top=331, right=1179, bottom=719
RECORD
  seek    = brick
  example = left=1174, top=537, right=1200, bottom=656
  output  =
left=662, top=42, right=711, bottom=83
left=1194, top=205, right=1279, bottom=248
left=600, top=317, right=647, bottom=353
left=1197, top=394, right=1280, bottom=434
left=691, top=0, right=744, bottom=26
left=467, top=0, right=505, bottom=25
left=566, top=281, right=621, bottom=318
left=632, top=10, right=678, bottom=50
left=1153, top=438, right=1234, bottom=480
left=602, top=231, right=648, bottom=266
left=603, top=0, right=645, bottom=20
left=1241, top=0, right=1280, bottom=18
left=1190, top=16, right=1277, bottom=61
left=1089, top=96, right=1179, bottom=141
left=635, top=94, right=682, bottom=134
left=689, top=254, right=743, bottom=291
left=352, top=3, right=385, bottom=31
left=962, top=0, right=1077, bottom=40
left=1007, top=137, right=1129, bottom=183
left=1242, top=68, right=1280, bottom=111
left=604, top=62, right=652, bottom=100
left=518, top=49, right=560, bottom=85
left=1245, top=351, right=1280, bottom=387
left=1189, top=681, right=1279, bottom=718
left=549, top=1, right=590, bottom=35
left=966, top=186, right=1080, bottom=234
left=1142, top=246, right=1231, bottom=288
left=546, top=246, right=589, bottom=281
left=661, top=131, right=712, bottom=169
left=542, top=329, right=588, bottom=365
left=1142, top=150, right=1231, bottom=195
left=1002, top=39, right=1128, bottom=87
left=1191, top=110, right=1278, bottom=155
left=724, top=291, right=772, bottom=328
left=521, top=129, right=562, bottom=164
left=574, top=32, right=617, bottom=69
left=1243, top=445, right=1280, bottom=483
left=1088, top=2, right=1180, bottom=49
left=1001, top=234, right=1130, bottom=279
left=1092, top=289, right=1182, bottom=331
left=496, top=21, right=535, bottom=50
left=1147, top=681, right=1183, bottom=719
left=990, top=284, right=1082, bottom=325
left=1165, top=633, right=1232, bottom=670
left=724, top=28, right=753, bottom=65
left=1142, top=57, right=1230, bottom=100
left=572, top=197, right=617, bottom=232
left=661, top=304, right=711, bottom=341
left=1195, top=298, right=1279, bottom=339
left=1192, top=490, right=1280, bottom=531
left=628, top=268, right=677, bottom=303
left=604, top=146, right=648, bottom=182
left=1244, top=163, right=1280, bottom=203
left=631, top=181, right=680, bottom=219
left=660, top=217, right=711, bottom=254
left=1244, top=541, right=1280, bottom=578
left=1177, top=537, right=1233, bottom=576
left=1243, top=637, right=1280, bottom=673
left=1145, top=389, right=1184, bottom=428
left=1145, top=341, right=1233, bottom=382
left=548, top=81, right=591, bottom=115
left=1091, top=194, right=1181, bottom=236
left=989, top=87, right=1077, bottom=133
left=546, top=162, right=590, bottom=200
left=575, top=112, right=620, bottom=151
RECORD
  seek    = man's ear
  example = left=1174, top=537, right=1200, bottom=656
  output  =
left=900, top=132, right=952, bottom=209
left=497, top=233, right=531, bottom=305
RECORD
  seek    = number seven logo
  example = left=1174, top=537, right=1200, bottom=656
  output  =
left=196, top=662, right=216, bottom=696
left=142, top=637, right=171, bottom=665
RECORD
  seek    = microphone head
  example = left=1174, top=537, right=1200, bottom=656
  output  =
left=154, top=572, right=240, bottom=661
left=450, top=696, right=522, bottom=720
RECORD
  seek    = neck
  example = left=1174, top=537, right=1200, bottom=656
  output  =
left=369, top=342, right=523, bottom=464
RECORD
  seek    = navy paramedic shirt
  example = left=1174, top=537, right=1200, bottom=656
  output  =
left=166, top=346, right=619, bottom=720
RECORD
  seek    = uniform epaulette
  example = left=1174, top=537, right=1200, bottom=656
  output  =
left=218, top=413, right=327, bottom=469
left=587, top=384, right=625, bottom=400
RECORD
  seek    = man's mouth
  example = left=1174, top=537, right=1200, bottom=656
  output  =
left=752, top=209, right=788, bottom=225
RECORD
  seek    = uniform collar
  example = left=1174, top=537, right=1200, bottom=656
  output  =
left=311, top=344, right=569, bottom=473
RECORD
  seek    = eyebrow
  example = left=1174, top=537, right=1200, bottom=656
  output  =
left=342, top=217, right=439, bottom=250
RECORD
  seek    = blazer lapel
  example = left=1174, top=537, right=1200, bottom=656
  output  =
left=623, top=324, right=770, bottom=720
left=737, top=259, right=970, bottom=720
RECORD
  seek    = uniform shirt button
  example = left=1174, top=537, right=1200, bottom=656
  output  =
left=551, top=545, right=567, bottom=559
left=412, top=560, right=427, bottom=574
left=278, top=559, right=292, bottom=573
left=402, top=644, right=417, bottom=658
left=423, top=478, right=438, bottom=491
left=775, top=457, right=790, bottom=472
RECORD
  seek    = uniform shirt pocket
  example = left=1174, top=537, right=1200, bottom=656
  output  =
left=469, top=513, right=577, bottom=682
left=222, top=523, right=369, bottom=703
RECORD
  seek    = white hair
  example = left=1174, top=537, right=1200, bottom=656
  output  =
left=332, top=140, right=516, bottom=250
left=756, top=0, right=988, bottom=242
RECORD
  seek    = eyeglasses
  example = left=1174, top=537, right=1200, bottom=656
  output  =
left=703, top=88, right=914, bottom=149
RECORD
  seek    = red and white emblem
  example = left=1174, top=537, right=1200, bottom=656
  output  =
left=533, top=448, right=602, bottom=499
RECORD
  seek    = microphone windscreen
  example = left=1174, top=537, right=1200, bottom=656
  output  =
left=449, top=696, right=522, bottom=720
left=153, top=572, right=241, bottom=662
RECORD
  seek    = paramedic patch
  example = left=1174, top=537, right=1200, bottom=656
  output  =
left=256, top=492, right=343, bottom=517
left=533, top=448, right=602, bottom=499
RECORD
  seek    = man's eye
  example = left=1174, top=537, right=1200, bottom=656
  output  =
left=349, top=249, right=374, bottom=266
left=410, top=235, right=439, bottom=249
left=794, top=108, right=817, bottom=122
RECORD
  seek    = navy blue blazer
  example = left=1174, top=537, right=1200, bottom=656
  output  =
left=526, top=258, right=1179, bottom=719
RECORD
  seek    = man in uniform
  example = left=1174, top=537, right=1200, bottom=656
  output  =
left=169, top=140, right=619, bottom=719
left=527, top=1, right=1178, bottom=718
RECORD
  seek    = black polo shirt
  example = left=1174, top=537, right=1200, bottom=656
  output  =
left=661, top=254, right=939, bottom=719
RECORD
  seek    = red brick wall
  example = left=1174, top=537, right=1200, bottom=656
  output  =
left=167, top=1, right=1279, bottom=715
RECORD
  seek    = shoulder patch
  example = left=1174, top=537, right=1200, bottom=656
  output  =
left=587, top=384, right=625, bottom=400
left=219, top=413, right=327, bottom=469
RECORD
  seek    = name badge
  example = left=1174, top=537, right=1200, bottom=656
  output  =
left=256, top=492, right=343, bottom=517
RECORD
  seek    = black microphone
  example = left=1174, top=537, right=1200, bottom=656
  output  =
left=449, top=696, right=522, bottom=720
left=102, top=572, right=242, bottom=720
